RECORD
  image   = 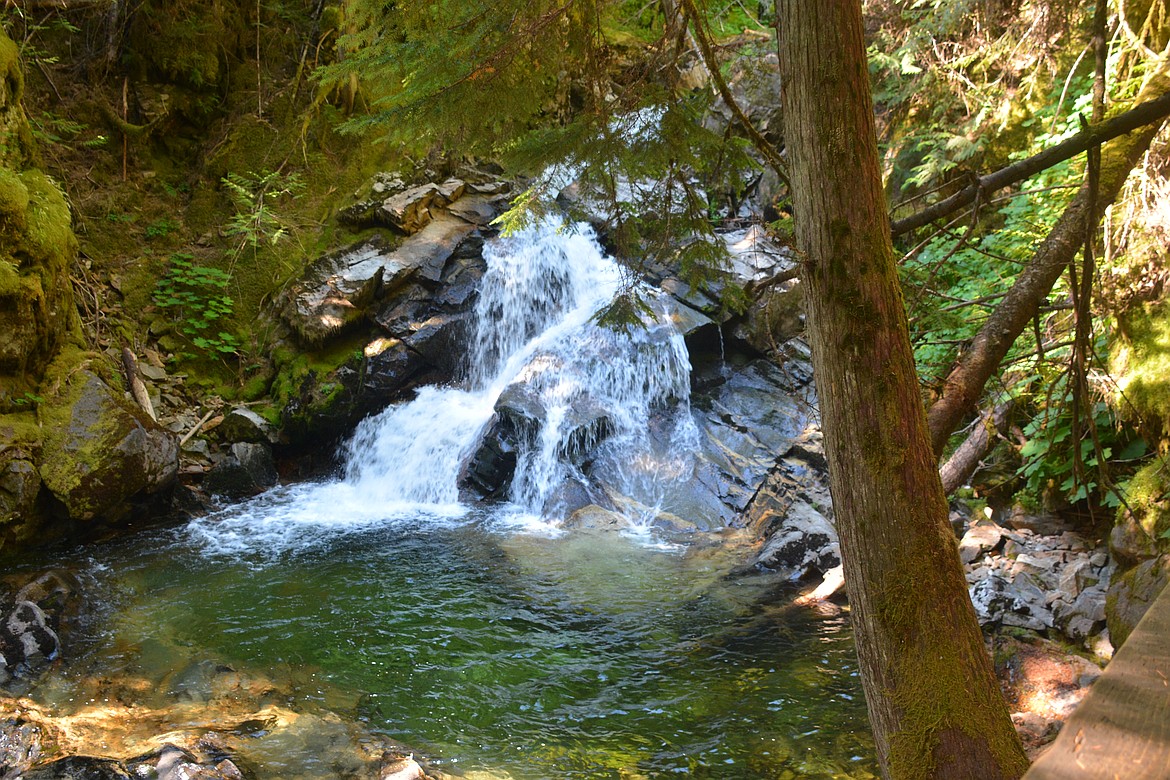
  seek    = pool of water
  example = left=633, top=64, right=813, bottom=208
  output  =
left=10, top=507, right=876, bottom=779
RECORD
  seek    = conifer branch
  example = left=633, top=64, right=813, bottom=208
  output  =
left=678, top=0, right=789, bottom=187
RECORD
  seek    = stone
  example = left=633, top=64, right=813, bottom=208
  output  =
left=0, top=169, right=76, bottom=377
left=381, top=755, right=426, bottom=780
left=969, top=571, right=1053, bottom=630
left=563, top=505, right=631, bottom=531
left=402, top=313, right=473, bottom=378
left=204, top=442, right=279, bottom=499
left=1054, top=585, right=1108, bottom=642
left=281, top=237, right=399, bottom=345
left=20, top=756, right=134, bottom=780
left=390, top=209, right=478, bottom=283
left=0, top=717, right=44, bottom=775
left=2, top=600, right=61, bottom=665
left=38, top=367, right=179, bottom=523
left=1058, top=557, right=1096, bottom=598
left=959, top=522, right=1004, bottom=564
left=1106, top=555, right=1170, bottom=647
left=1005, top=505, right=1066, bottom=535
left=752, top=499, right=839, bottom=580
left=217, top=407, right=277, bottom=445
left=379, top=182, right=444, bottom=234
left=0, top=418, right=41, bottom=547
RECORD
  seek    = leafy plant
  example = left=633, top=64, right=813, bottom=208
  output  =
left=153, top=253, right=241, bottom=357
left=1017, top=388, right=1147, bottom=508
left=222, top=169, right=304, bottom=253
left=144, top=218, right=179, bottom=240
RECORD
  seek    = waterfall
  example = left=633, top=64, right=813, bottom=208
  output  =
left=342, top=218, right=695, bottom=522
left=189, top=218, right=698, bottom=554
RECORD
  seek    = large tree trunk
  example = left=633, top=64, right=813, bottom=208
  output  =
left=925, top=69, right=1170, bottom=456
left=775, top=3, right=1029, bottom=779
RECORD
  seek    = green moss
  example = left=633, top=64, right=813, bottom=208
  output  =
left=20, top=169, right=77, bottom=272
left=0, top=410, right=41, bottom=447
left=1114, top=299, right=1170, bottom=432
left=875, top=539, right=1030, bottom=780
left=1124, top=460, right=1170, bottom=543
left=0, top=167, right=29, bottom=230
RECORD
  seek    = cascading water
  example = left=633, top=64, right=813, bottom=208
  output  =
left=343, top=217, right=696, bottom=525
left=193, top=218, right=696, bottom=551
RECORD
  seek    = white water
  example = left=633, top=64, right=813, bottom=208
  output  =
left=189, top=219, right=697, bottom=552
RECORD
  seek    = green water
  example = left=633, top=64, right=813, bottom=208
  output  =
left=15, top=513, right=875, bottom=779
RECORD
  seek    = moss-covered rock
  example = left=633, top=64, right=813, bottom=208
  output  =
left=1113, top=297, right=1170, bottom=435
left=1106, top=555, right=1170, bottom=648
left=37, top=355, right=178, bottom=523
left=0, top=32, right=32, bottom=170
left=0, top=411, right=43, bottom=550
left=0, top=168, right=79, bottom=379
left=1110, top=460, right=1170, bottom=565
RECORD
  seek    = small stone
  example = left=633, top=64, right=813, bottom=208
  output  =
left=1090, top=552, right=1108, bottom=568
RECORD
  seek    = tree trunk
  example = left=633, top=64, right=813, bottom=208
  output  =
left=775, top=3, right=1029, bottom=779
left=925, top=68, right=1170, bottom=457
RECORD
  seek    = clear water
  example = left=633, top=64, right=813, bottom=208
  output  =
left=18, top=518, right=875, bottom=779
left=7, top=221, right=877, bottom=778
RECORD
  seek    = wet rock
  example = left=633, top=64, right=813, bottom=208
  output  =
left=541, top=476, right=614, bottom=520
left=204, top=443, right=278, bottom=499
left=38, top=367, right=178, bottom=523
left=563, top=504, right=631, bottom=532
left=0, top=716, right=44, bottom=775
left=20, top=755, right=134, bottom=779
left=216, top=408, right=277, bottom=445
left=459, top=414, right=519, bottom=501
left=2, top=601, right=61, bottom=665
left=751, top=500, right=838, bottom=580
left=381, top=754, right=426, bottom=780
left=402, top=312, right=473, bottom=378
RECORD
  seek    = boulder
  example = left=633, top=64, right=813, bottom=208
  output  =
left=969, top=571, right=1053, bottom=631
left=563, top=504, right=631, bottom=532
left=281, top=237, right=403, bottom=345
left=216, top=407, right=277, bottom=445
left=751, top=499, right=839, bottom=579
left=0, top=168, right=77, bottom=379
left=1106, top=555, right=1170, bottom=647
left=205, top=442, right=279, bottom=499
left=959, top=521, right=1004, bottom=564
left=1053, top=585, right=1108, bottom=642
left=38, top=366, right=178, bottom=523
left=0, top=413, right=41, bottom=548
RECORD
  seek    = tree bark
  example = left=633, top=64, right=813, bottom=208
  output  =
left=775, top=3, right=1029, bottom=778
left=925, top=69, right=1170, bottom=457
left=939, top=401, right=1014, bottom=495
